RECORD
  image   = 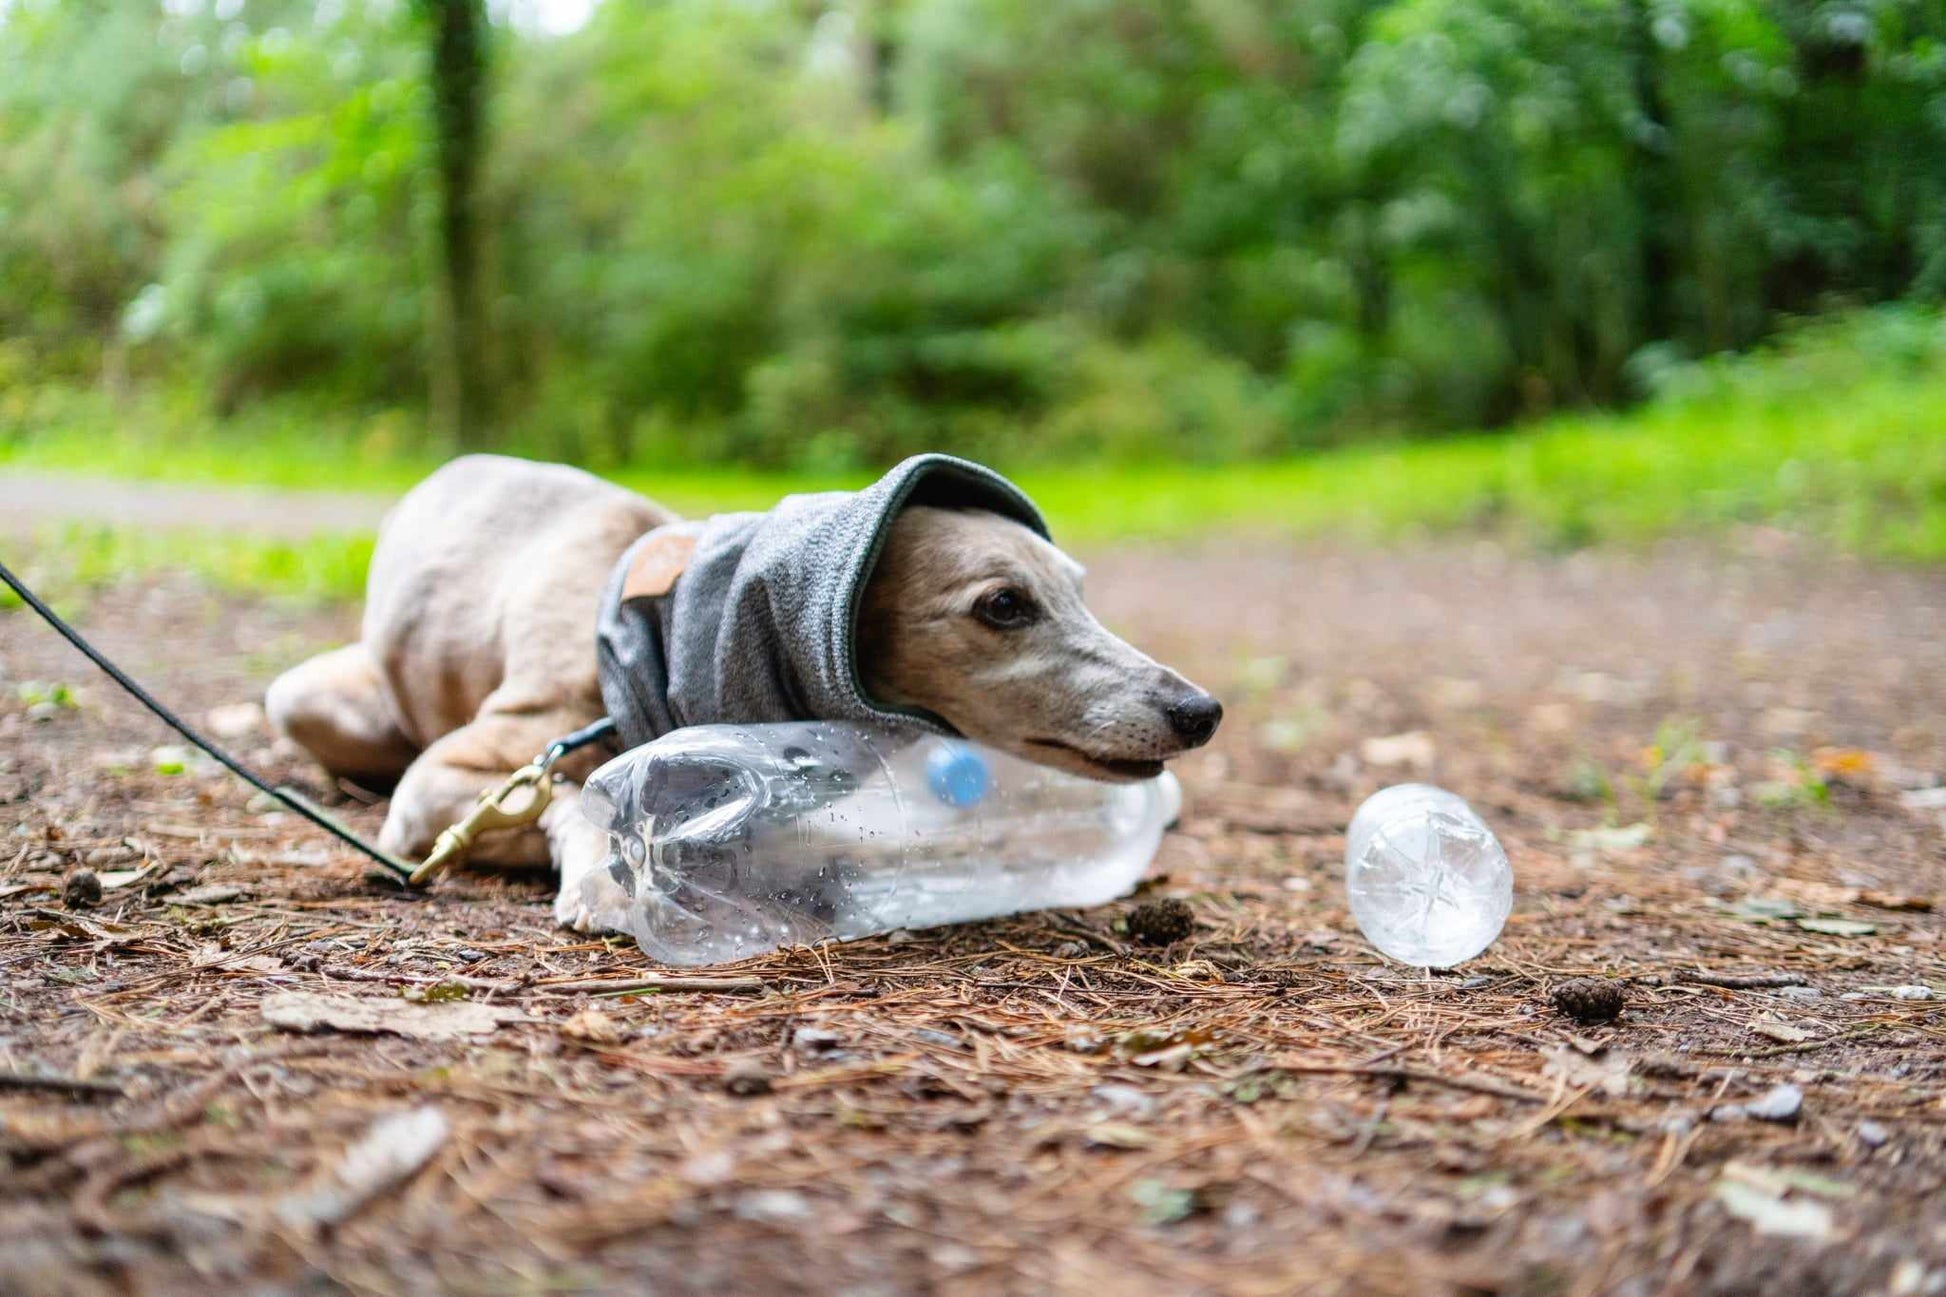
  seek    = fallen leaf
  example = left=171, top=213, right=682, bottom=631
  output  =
left=1569, top=823, right=1652, bottom=854
left=1127, top=1178, right=1196, bottom=1225
left=205, top=701, right=266, bottom=740
left=175, top=884, right=245, bottom=906
left=1360, top=731, right=1437, bottom=769
left=96, top=862, right=163, bottom=891
left=275, top=1107, right=450, bottom=1230
left=1714, top=1179, right=1834, bottom=1241
left=1722, top=1161, right=1856, bottom=1201
left=1793, top=917, right=1876, bottom=937
left=1714, top=1083, right=1803, bottom=1124
left=1728, top=897, right=1800, bottom=922
left=1130, top=1043, right=1195, bottom=1071
left=1750, top=1021, right=1814, bottom=1044
left=1084, top=1122, right=1157, bottom=1150
left=1857, top=891, right=1932, bottom=912
left=1542, top=1045, right=1631, bottom=1097
left=1810, top=748, right=1873, bottom=780
left=561, top=1009, right=626, bottom=1045
left=262, top=991, right=516, bottom=1040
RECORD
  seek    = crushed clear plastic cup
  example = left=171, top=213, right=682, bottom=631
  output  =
left=1344, top=784, right=1512, bottom=967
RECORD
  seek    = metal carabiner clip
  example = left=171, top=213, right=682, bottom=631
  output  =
left=408, top=760, right=556, bottom=887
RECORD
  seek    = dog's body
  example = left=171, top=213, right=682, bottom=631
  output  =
left=269, top=454, right=1219, bottom=930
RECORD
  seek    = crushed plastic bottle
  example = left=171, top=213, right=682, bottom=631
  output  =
left=581, top=721, right=1180, bottom=966
left=1344, top=784, right=1511, bottom=967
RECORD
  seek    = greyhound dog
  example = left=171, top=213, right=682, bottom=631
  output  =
left=267, top=454, right=1222, bottom=930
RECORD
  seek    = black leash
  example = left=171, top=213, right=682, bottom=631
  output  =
left=0, top=556, right=613, bottom=887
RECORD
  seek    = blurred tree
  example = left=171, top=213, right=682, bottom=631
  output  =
left=418, top=0, right=494, bottom=447
left=2, top=0, right=1941, bottom=464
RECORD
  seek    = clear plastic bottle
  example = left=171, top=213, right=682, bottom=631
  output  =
left=1344, top=784, right=1511, bottom=967
left=580, top=721, right=1179, bottom=966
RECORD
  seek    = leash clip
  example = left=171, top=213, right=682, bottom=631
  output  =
left=409, top=758, right=556, bottom=886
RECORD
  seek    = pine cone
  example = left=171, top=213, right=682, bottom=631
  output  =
left=63, top=870, right=102, bottom=909
left=1127, top=898, right=1195, bottom=946
left=1550, top=977, right=1625, bottom=1024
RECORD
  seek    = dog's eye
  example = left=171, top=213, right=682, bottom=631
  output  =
left=973, top=587, right=1036, bottom=630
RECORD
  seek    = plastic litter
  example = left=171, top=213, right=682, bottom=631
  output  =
left=1344, top=783, right=1512, bottom=967
left=581, top=721, right=1179, bottom=966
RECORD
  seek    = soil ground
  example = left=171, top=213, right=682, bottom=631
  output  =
left=2, top=528, right=1943, bottom=1296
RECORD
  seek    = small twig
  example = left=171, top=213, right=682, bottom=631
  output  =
left=0, top=1070, right=125, bottom=1098
left=321, top=968, right=522, bottom=993
left=1045, top=914, right=1129, bottom=957
left=1676, top=970, right=1808, bottom=989
left=1347, top=1097, right=1388, bottom=1158
left=1691, top=1030, right=1863, bottom=1060
left=1268, top=1059, right=1548, bottom=1104
left=315, top=966, right=761, bottom=995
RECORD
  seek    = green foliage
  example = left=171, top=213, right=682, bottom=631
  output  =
left=4, top=520, right=376, bottom=604
left=2, top=0, right=1943, bottom=465
left=6, top=308, right=1946, bottom=589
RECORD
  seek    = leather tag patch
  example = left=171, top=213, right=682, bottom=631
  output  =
left=622, top=531, right=697, bottom=601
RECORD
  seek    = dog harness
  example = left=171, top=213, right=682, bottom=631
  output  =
left=594, top=453, right=1050, bottom=751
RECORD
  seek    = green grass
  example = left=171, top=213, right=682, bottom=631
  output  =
left=4, top=308, right=1944, bottom=604
left=2, top=523, right=377, bottom=607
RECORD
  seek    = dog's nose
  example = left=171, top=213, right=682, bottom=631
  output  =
left=1166, top=693, right=1224, bottom=748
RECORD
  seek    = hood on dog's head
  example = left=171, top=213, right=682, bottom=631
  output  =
left=595, top=454, right=1046, bottom=748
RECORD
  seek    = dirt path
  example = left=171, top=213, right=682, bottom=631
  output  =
left=2, top=536, right=1943, bottom=1295
left=0, top=471, right=393, bottom=539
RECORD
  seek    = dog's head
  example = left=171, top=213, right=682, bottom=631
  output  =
left=855, top=506, right=1222, bottom=780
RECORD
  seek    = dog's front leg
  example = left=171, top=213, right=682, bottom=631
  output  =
left=542, top=783, right=634, bottom=934
left=380, top=711, right=595, bottom=868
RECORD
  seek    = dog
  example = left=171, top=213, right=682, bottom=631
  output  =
left=267, top=454, right=1222, bottom=930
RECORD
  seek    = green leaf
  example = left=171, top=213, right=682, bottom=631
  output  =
left=1127, top=1179, right=1195, bottom=1225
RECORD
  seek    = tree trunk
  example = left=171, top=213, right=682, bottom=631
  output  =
left=425, top=0, right=491, bottom=449
left=1624, top=0, right=1679, bottom=350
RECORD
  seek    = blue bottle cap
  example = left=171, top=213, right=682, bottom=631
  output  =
left=926, top=742, right=990, bottom=808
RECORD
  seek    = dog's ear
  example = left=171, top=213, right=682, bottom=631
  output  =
left=622, top=531, right=698, bottom=601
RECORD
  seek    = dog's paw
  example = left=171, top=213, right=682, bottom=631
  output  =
left=551, top=884, right=602, bottom=933
left=552, top=857, right=635, bottom=936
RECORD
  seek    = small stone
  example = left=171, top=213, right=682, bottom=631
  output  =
left=722, top=1061, right=773, bottom=1096
left=1857, top=1120, right=1890, bottom=1148
left=205, top=701, right=266, bottom=739
left=791, top=1027, right=842, bottom=1052
left=679, top=1149, right=736, bottom=1186
left=1774, top=985, right=1823, bottom=1001
left=1127, top=898, right=1194, bottom=946
left=1550, top=978, right=1626, bottom=1025
left=733, top=1189, right=810, bottom=1223
left=1090, top=1084, right=1156, bottom=1118
left=559, top=1009, right=625, bottom=1045
left=62, top=870, right=102, bottom=909
left=1715, top=1082, right=1803, bottom=1124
